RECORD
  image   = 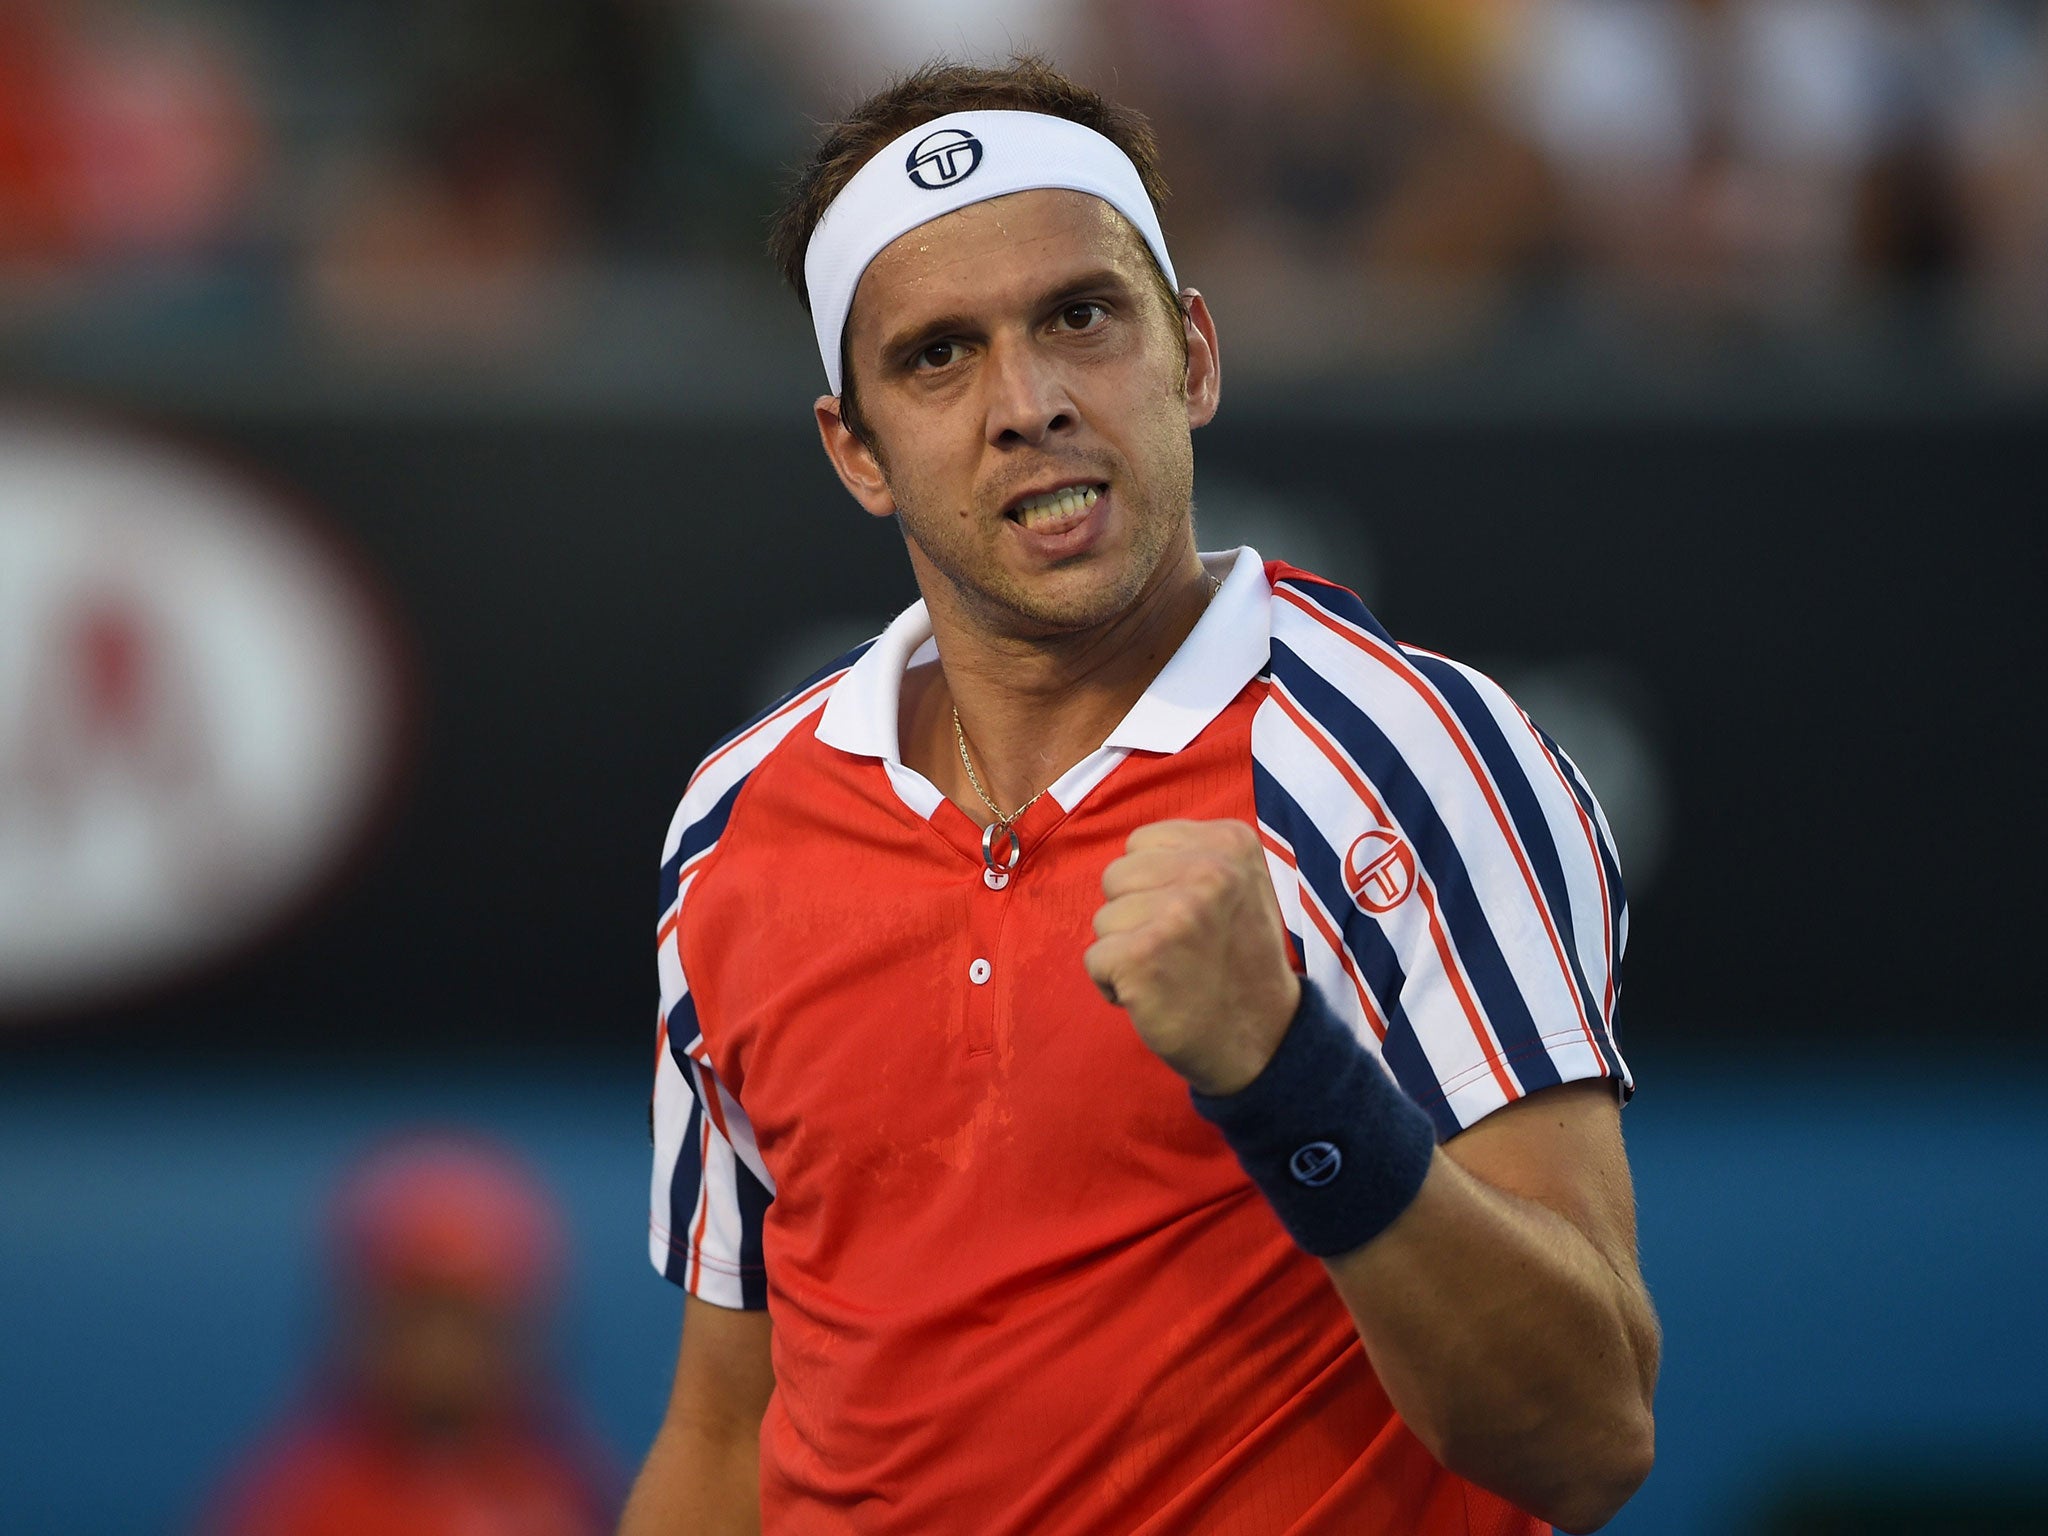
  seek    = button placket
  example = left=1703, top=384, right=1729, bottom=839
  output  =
left=963, top=865, right=1009, bottom=1057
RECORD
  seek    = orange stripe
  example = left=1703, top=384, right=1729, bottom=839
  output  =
left=1280, top=586, right=1605, bottom=1071
left=683, top=668, right=845, bottom=797
left=698, top=1068, right=734, bottom=1142
left=654, top=1016, right=669, bottom=1074
left=1268, top=681, right=1517, bottom=1101
left=1259, top=826, right=1387, bottom=1040
left=1398, top=638, right=1615, bottom=1041
left=655, top=857, right=708, bottom=950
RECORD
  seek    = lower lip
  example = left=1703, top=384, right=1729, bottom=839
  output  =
left=1006, top=489, right=1110, bottom=560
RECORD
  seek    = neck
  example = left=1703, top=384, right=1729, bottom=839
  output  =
left=901, top=544, right=1213, bottom=823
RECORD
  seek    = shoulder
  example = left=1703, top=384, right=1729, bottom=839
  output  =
left=658, top=640, right=875, bottom=910
left=1260, top=560, right=1524, bottom=752
left=1254, top=560, right=1611, bottom=880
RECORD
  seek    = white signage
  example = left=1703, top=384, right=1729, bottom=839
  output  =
left=0, top=412, right=403, bottom=1017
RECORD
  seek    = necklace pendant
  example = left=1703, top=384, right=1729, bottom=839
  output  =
left=982, top=818, right=1022, bottom=873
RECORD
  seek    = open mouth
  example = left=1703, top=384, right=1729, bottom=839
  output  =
left=1005, top=482, right=1107, bottom=534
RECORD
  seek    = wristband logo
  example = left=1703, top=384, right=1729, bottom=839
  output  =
left=1289, top=1141, right=1343, bottom=1187
left=1343, top=828, right=1417, bottom=914
left=906, top=128, right=984, bottom=190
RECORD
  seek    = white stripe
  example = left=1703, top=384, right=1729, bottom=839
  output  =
left=713, top=1073, right=774, bottom=1195
left=650, top=876, right=772, bottom=1290
left=1257, top=822, right=1305, bottom=958
left=1280, top=842, right=1386, bottom=1048
left=1252, top=688, right=1520, bottom=1110
left=1272, top=603, right=1589, bottom=1061
left=655, top=867, right=702, bottom=1014
left=1421, top=655, right=1622, bottom=1027
left=1383, top=648, right=1611, bottom=1057
left=648, top=1016, right=693, bottom=1278
left=689, top=1098, right=748, bottom=1309
left=1546, top=723, right=1628, bottom=890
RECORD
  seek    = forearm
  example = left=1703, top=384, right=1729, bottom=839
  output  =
left=1324, top=1151, right=1659, bottom=1533
left=618, top=1413, right=762, bottom=1536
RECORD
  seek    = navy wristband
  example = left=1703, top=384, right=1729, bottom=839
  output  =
left=1190, top=979, right=1438, bottom=1257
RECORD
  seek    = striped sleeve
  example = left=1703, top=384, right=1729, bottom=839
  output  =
left=1252, top=570, right=1631, bottom=1141
left=647, top=646, right=871, bottom=1306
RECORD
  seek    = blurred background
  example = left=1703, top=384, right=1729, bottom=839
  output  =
left=1, top=0, right=2043, bottom=1531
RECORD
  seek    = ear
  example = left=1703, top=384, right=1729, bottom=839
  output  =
left=815, top=397, right=896, bottom=519
left=1179, top=290, right=1221, bottom=430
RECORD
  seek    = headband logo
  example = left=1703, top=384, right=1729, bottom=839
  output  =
left=905, top=128, right=983, bottom=190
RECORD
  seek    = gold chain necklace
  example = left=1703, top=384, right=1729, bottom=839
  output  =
left=954, top=706, right=1046, bottom=873
left=951, top=571, right=1222, bottom=874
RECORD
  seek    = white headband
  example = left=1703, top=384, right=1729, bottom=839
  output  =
left=802, top=109, right=1179, bottom=396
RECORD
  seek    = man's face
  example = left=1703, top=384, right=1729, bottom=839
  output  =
left=825, top=189, right=1217, bottom=639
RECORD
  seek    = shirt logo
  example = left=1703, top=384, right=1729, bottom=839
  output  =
left=1290, top=1141, right=1342, bottom=1187
left=906, top=128, right=984, bottom=190
left=1343, top=828, right=1417, bottom=914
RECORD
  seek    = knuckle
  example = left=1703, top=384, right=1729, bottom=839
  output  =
left=1207, top=827, right=1257, bottom=873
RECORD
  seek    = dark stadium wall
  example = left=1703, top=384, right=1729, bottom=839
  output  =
left=18, top=408, right=2036, bottom=1059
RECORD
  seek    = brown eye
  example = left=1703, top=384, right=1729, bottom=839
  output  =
left=1061, top=303, right=1104, bottom=330
left=918, top=341, right=958, bottom=369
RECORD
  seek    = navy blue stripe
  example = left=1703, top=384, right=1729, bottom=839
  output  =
left=1528, top=722, right=1630, bottom=1062
left=1535, top=729, right=1624, bottom=919
left=1401, top=652, right=1611, bottom=1057
left=734, top=1159, right=773, bottom=1311
left=1274, top=573, right=1398, bottom=645
left=676, top=776, right=743, bottom=870
left=665, top=990, right=702, bottom=1061
left=665, top=993, right=772, bottom=1303
left=1254, top=763, right=1460, bottom=1141
left=658, top=774, right=745, bottom=917
left=1268, top=640, right=1565, bottom=1101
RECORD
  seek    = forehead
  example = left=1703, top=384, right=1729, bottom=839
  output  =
left=844, top=188, right=1157, bottom=345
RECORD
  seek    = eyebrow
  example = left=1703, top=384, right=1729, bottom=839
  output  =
left=875, top=266, right=1139, bottom=366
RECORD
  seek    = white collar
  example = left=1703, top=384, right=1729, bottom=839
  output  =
left=815, top=546, right=1271, bottom=768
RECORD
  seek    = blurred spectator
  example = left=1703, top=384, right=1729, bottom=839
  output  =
left=1092, top=0, right=1552, bottom=271
left=199, top=1136, right=616, bottom=1536
left=1946, top=0, right=2048, bottom=365
left=0, top=0, right=263, bottom=268
left=1085, top=0, right=1555, bottom=364
left=2, top=0, right=2043, bottom=373
left=298, top=0, right=802, bottom=359
left=1500, top=0, right=1977, bottom=309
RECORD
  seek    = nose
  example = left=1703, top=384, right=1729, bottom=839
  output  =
left=982, top=334, right=1076, bottom=448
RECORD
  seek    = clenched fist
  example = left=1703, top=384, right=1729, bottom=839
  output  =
left=1084, top=819, right=1302, bottom=1097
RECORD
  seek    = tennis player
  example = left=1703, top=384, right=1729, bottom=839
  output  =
left=623, top=58, right=1658, bottom=1536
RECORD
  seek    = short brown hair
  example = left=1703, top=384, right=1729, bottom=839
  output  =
left=769, top=56, right=1181, bottom=443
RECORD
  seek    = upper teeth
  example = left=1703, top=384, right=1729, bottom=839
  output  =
left=1016, top=485, right=1101, bottom=527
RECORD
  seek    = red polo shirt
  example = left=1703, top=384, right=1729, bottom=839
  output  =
left=648, top=550, right=1629, bottom=1533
